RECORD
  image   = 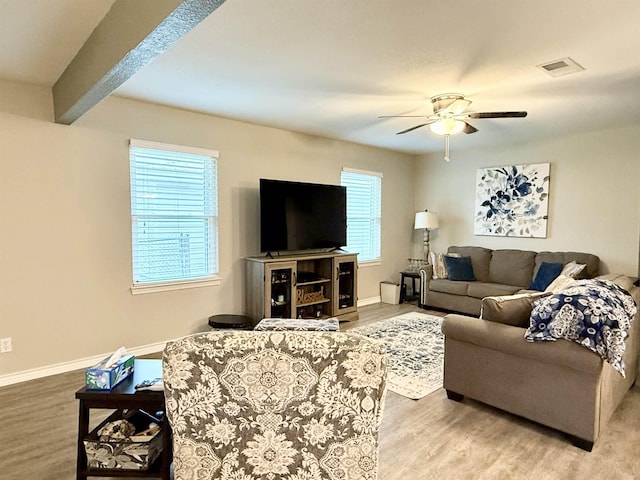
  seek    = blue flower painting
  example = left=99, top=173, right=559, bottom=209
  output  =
left=474, top=163, right=550, bottom=237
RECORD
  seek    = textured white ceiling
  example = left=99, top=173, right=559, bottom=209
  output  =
left=0, top=0, right=116, bottom=85
left=3, top=0, right=640, bottom=155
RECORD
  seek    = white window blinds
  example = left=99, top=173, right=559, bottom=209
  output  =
left=341, top=168, right=382, bottom=262
left=130, top=140, right=219, bottom=287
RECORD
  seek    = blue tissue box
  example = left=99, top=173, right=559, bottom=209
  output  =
left=85, top=354, right=135, bottom=390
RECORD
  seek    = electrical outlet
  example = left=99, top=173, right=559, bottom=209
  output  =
left=0, top=337, right=12, bottom=353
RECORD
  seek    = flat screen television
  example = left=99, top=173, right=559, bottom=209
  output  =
left=260, top=178, right=347, bottom=253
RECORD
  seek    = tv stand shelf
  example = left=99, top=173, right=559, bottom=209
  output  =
left=246, top=252, right=358, bottom=321
left=298, top=278, right=331, bottom=286
left=298, top=298, right=331, bottom=307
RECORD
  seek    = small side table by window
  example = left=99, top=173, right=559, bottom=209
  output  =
left=399, top=271, right=422, bottom=305
left=75, top=358, right=171, bottom=480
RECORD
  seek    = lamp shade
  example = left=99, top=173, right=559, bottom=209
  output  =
left=414, top=211, right=438, bottom=230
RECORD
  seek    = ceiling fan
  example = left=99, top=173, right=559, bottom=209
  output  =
left=380, top=93, right=527, bottom=161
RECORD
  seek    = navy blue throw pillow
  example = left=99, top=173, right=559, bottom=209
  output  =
left=445, top=256, right=475, bottom=281
left=530, top=262, right=563, bottom=291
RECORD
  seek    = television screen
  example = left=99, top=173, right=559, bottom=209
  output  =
left=260, top=179, right=347, bottom=253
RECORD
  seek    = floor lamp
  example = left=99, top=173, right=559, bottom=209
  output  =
left=414, top=210, right=439, bottom=262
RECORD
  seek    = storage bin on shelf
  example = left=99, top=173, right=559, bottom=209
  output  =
left=83, top=409, right=163, bottom=471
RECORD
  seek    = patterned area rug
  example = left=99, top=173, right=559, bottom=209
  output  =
left=349, top=312, right=444, bottom=400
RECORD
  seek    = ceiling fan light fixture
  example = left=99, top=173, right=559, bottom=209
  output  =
left=430, top=118, right=466, bottom=135
left=430, top=93, right=466, bottom=114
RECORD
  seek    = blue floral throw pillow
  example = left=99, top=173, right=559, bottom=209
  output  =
left=530, top=262, right=563, bottom=291
left=445, top=255, right=475, bottom=282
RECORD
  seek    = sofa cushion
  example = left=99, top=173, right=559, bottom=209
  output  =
left=467, top=282, right=522, bottom=299
left=448, top=246, right=491, bottom=282
left=429, top=278, right=470, bottom=296
left=445, top=256, right=475, bottom=281
left=480, top=292, right=551, bottom=328
left=534, top=252, right=599, bottom=279
left=597, top=273, right=634, bottom=292
left=489, top=249, right=537, bottom=288
left=530, top=262, right=563, bottom=291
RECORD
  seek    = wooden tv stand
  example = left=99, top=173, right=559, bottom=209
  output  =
left=245, top=252, right=357, bottom=321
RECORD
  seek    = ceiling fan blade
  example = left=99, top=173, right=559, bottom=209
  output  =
left=396, top=123, right=432, bottom=135
left=467, top=111, right=528, bottom=119
left=463, top=121, right=478, bottom=134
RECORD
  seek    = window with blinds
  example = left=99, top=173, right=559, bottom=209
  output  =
left=340, top=168, right=382, bottom=262
left=129, top=140, right=219, bottom=291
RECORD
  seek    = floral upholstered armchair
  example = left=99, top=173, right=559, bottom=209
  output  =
left=163, top=331, right=388, bottom=480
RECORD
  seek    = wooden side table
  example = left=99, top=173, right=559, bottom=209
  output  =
left=75, top=359, right=171, bottom=480
left=399, top=270, right=422, bottom=305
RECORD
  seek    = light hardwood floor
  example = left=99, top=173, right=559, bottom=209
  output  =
left=1, top=302, right=638, bottom=480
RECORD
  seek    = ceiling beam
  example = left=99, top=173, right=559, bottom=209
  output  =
left=52, top=0, right=226, bottom=125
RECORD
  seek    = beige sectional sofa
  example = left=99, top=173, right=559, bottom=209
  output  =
left=422, top=246, right=638, bottom=450
left=420, top=246, right=600, bottom=315
left=441, top=280, right=639, bottom=451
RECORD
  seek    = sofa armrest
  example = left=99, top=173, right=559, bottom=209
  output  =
left=442, top=314, right=603, bottom=374
left=419, top=265, right=433, bottom=306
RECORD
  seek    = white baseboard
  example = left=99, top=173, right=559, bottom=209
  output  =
left=0, top=341, right=168, bottom=388
left=358, top=296, right=381, bottom=307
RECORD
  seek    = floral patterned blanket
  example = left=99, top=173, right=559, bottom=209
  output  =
left=526, top=279, right=637, bottom=376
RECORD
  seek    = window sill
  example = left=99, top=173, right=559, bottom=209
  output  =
left=131, top=276, right=222, bottom=295
left=358, top=259, right=382, bottom=267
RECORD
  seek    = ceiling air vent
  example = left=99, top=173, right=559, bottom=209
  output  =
left=537, top=57, right=585, bottom=77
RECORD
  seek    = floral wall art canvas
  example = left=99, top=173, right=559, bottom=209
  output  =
left=474, top=163, right=550, bottom=237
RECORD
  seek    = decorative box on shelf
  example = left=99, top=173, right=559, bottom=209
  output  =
left=297, top=286, right=326, bottom=304
left=85, top=353, right=135, bottom=390
left=84, top=409, right=163, bottom=471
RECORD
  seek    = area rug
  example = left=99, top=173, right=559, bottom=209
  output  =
left=349, top=311, right=444, bottom=400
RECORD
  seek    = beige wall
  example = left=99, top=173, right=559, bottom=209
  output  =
left=414, top=128, right=640, bottom=276
left=0, top=82, right=416, bottom=377
left=5, top=77, right=636, bottom=380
